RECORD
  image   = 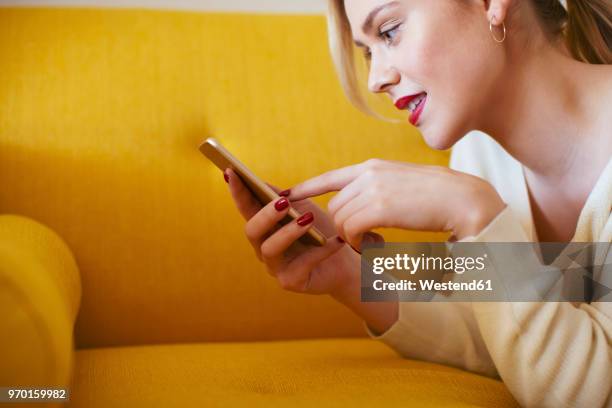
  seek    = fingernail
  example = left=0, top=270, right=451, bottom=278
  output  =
left=296, top=212, right=314, bottom=226
left=279, top=189, right=291, bottom=197
left=336, top=236, right=345, bottom=243
left=223, top=170, right=229, bottom=183
left=274, top=197, right=289, bottom=211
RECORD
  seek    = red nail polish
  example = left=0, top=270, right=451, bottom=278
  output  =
left=223, top=170, right=229, bottom=183
left=279, top=189, right=291, bottom=197
left=274, top=197, right=289, bottom=211
left=296, top=212, right=314, bottom=226
left=336, top=236, right=345, bottom=243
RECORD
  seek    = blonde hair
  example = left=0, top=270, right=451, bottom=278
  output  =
left=326, top=0, right=378, bottom=116
left=326, top=0, right=612, bottom=115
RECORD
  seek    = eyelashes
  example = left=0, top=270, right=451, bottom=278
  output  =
left=363, top=22, right=402, bottom=62
left=379, top=24, right=401, bottom=45
left=363, top=23, right=402, bottom=61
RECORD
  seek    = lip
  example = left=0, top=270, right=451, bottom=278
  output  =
left=409, top=94, right=427, bottom=126
left=394, top=93, right=422, bottom=110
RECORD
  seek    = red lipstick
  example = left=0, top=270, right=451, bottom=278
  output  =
left=409, top=94, right=427, bottom=126
left=394, top=94, right=421, bottom=110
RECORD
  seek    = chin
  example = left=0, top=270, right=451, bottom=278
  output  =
left=420, top=117, right=467, bottom=151
left=421, top=128, right=455, bottom=151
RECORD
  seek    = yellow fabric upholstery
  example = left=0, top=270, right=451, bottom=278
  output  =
left=0, top=7, right=516, bottom=407
left=70, top=338, right=518, bottom=407
left=0, top=7, right=449, bottom=348
left=0, top=215, right=80, bottom=389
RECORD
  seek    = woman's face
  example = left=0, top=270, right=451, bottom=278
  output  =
left=344, top=0, right=504, bottom=150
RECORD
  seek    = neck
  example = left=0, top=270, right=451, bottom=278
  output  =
left=478, top=35, right=610, bottom=185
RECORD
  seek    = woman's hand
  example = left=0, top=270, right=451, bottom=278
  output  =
left=224, top=167, right=362, bottom=297
left=283, top=159, right=507, bottom=251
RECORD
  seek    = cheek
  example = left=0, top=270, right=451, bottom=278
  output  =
left=399, top=7, right=495, bottom=128
left=409, top=8, right=488, bottom=93
left=397, top=12, right=492, bottom=149
left=390, top=12, right=440, bottom=85
left=390, top=9, right=477, bottom=102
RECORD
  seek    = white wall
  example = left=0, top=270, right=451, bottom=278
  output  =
left=0, top=0, right=326, bottom=14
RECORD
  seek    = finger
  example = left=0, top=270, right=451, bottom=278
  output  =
left=226, top=168, right=263, bottom=220
left=276, top=235, right=346, bottom=292
left=259, top=211, right=317, bottom=265
left=333, top=191, right=370, bottom=239
left=285, top=163, right=364, bottom=201
left=363, top=231, right=385, bottom=244
left=343, top=204, right=389, bottom=252
left=362, top=231, right=385, bottom=245
left=329, top=165, right=399, bottom=217
left=326, top=176, right=363, bottom=217
left=244, top=195, right=292, bottom=260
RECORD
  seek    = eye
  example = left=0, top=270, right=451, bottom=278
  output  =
left=379, top=24, right=401, bottom=45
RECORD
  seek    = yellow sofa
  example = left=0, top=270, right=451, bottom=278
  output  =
left=0, top=7, right=518, bottom=407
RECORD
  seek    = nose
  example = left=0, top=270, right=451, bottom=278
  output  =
left=367, top=57, right=400, bottom=94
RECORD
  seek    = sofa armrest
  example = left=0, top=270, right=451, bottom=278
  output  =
left=0, top=215, right=81, bottom=390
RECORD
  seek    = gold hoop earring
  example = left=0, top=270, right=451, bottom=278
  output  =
left=489, top=15, right=506, bottom=43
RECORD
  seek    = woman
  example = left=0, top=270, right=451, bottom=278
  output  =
left=224, top=0, right=611, bottom=406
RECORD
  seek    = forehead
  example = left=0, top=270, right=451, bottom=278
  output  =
left=343, top=0, right=401, bottom=36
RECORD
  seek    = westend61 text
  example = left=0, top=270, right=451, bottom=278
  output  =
left=373, top=279, right=493, bottom=292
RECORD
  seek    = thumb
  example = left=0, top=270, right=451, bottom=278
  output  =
left=294, top=235, right=347, bottom=269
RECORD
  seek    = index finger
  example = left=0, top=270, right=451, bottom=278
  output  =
left=285, top=163, right=363, bottom=201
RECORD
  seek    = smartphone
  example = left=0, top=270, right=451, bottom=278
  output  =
left=199, top=137, right=327, bottom=246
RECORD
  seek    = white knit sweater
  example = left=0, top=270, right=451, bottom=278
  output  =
left=366, top=131, right=612, bottom=408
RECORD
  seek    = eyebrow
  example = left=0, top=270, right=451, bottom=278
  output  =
left=353, top=1, right=400, bottom=48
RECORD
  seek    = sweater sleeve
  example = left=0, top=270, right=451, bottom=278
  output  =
left=361, top=207, right=524, bottom=379
left=363, top=299, right=498, bottom=377
left=456, top=207, right=612, bottom=408
left=362, top=133, right=511, bottom=377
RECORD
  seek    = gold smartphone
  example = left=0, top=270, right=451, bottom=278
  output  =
left=199, top=137, right=327, bottom=247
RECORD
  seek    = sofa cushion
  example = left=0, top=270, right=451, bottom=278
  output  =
left=70, top=338, right=518, bottom=407
left=0, top=215, right=80, bottom=389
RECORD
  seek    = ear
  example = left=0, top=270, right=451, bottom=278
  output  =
left=485, top=0, right=513, bottom=25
